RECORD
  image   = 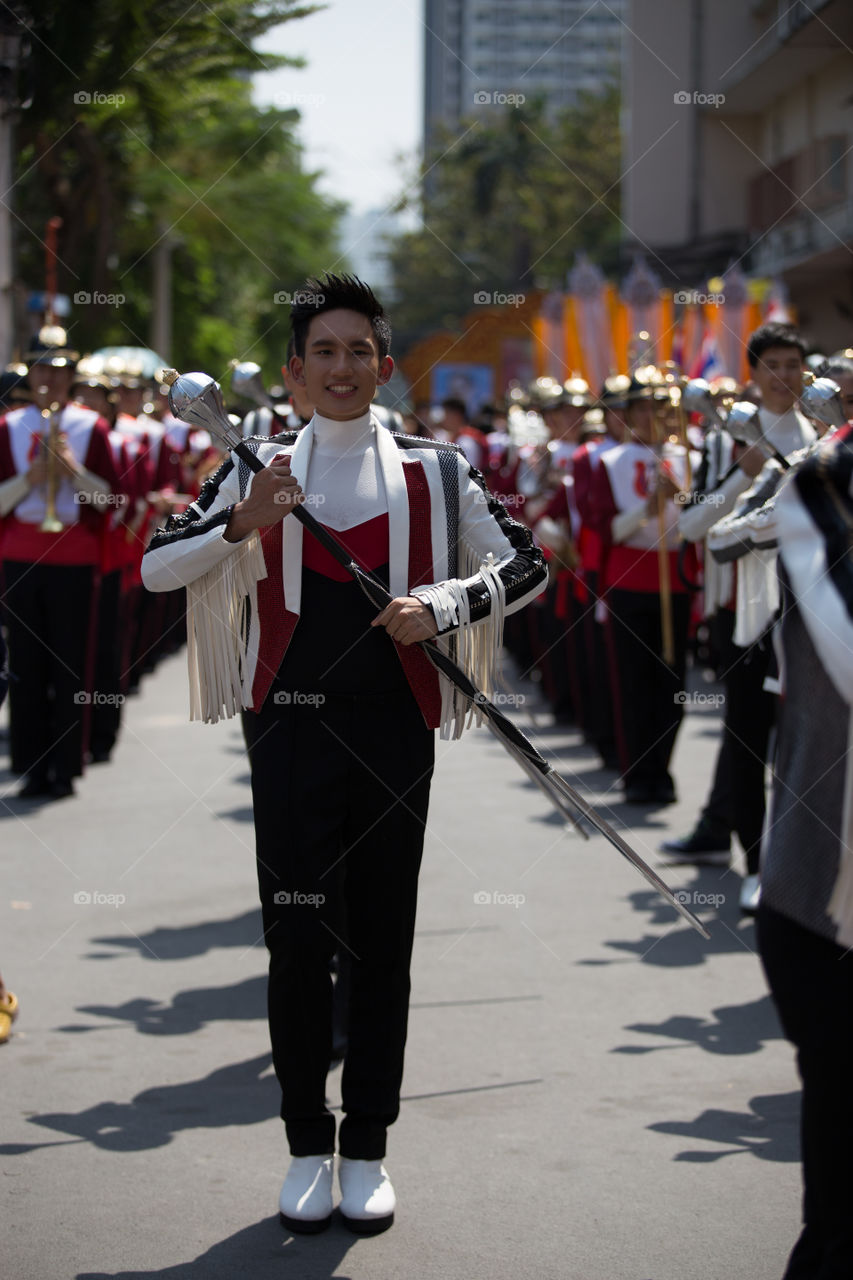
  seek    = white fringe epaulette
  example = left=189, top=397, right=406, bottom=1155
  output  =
left=185, top=532, right=268, bottom=724
left=416, top=549, right=506, bottom=741
left=733, top=547, right=779, bottom=647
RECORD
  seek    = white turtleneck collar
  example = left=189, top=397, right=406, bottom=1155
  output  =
left=305, top=409, right=386, bottom=531
left=311, top=409, right=373, bottom=451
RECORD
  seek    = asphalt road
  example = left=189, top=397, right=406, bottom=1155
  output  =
left=1, top=650, right=800, bottom=1280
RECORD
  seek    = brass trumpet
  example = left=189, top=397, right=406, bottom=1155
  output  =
left=38, top=396, right=64, bottom=533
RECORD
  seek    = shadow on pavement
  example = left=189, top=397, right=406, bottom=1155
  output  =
left=76, top=1215, right=358, bottom=1280
left=215, top=804, right=254, bottom=823
left=649, top=1089, right=800, bottom=1163
left=0, top=1053, right=277, bottom=1155
left=62, top=973, right=267, bottom=1036
left=613, top=993, right=782, bottom=1057
left=581, top=872, right=760, bottom=968
left=87, top=908, right=264, bottom=960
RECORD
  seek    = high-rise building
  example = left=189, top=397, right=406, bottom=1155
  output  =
left=423, top=0, right=625, bottom=157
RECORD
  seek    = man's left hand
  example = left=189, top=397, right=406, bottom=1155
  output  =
left=372, top=596, right=438, bottom=645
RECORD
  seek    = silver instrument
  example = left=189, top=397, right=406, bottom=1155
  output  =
left=800, top=377, right=847, bottom=430
left=230, top=360, right=275, bottom=410
left=681, top=378, right=727, bottom=430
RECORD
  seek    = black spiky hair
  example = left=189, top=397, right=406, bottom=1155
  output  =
left=747, top=322, right=806, bottom=369
left=289, top=273, right=392, bottom=361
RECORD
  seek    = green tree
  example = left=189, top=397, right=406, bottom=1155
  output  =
left=388, top=88, right=621, bottom=350
left=8, top=0, right=342, bottom=372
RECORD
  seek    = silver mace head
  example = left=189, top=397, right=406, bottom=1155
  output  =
left=161, top=369, right=235, bottom=447
left=681, top=378, right=726, bottom=428
left=800, top=376, right=846, bottom=429
left=230, top=360, right=275, bottom=410
left=726, top=400, right=765, bottom=449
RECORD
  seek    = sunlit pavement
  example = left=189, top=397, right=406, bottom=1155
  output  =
left=2, top=651, right=799, bottom=1280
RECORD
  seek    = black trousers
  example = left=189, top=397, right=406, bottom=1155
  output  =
left=248, top=688, right=434, bottom=1160
left=719, top=628, right=775, bottom=875
left=90, top=568, right=123, bottom=758
left=2, top=560, right=96, bottom=781
left=694, top=612, right=775, bottom=870
left=757, top=904, right=853, bottom=1279
left=606, top=589, right=690, bottom=789
left=583, top=570, right=616, bottom=763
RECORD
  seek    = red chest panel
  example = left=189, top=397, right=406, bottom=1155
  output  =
left=301, top=513, right=390, bottom=580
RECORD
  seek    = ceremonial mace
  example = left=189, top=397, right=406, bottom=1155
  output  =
left=230, top=360, right=276, bottom=410
left=161, top=369, right=710, bottom=940
left=800, top=376, right=847, bottom=431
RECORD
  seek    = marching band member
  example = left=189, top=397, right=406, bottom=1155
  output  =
left=141, top=274, right=547, bottom=1236
left=571, top=376, right=629, bottom=767
left=0, top=327, right=119, bottom=798
left=590, top=370, right=696, bottom=805
left=70, top=362, right=129, bottom=763
left=757, top=424, right=853, bottom=1278
left=673, top=324, right=815, bottom=911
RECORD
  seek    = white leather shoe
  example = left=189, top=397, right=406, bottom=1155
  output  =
left=278, top=1155, right=334, bottom=1233
left=338, top=1157, right=395, bottom=1234
left=740, top=873, right=761, bottom=915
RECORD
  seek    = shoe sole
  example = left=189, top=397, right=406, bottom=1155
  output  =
left=279, top=1211, right=332, bottom=1234
left=658, top=850, right=731, bottom=865
left=340, top=1210, right=394, bottom=1236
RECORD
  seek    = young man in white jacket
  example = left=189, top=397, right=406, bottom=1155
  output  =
left=142, top=274, right=547, bottom=1235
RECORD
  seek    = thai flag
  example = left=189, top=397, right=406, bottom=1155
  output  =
left=689, top=331, right=724, bottom=381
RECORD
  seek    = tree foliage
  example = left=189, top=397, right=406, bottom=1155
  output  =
left=8, top=0, right=343, bottom=373
left=388, top=88, right=621, bottom=350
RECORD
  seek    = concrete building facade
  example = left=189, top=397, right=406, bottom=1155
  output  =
left=623, top=0, right=853, bottom=350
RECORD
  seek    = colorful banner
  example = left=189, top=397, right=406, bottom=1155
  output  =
left=532, top=257, right=786, bottom=386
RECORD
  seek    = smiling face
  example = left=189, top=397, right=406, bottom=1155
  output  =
left=751, top=344, right=804, bottom=414
left=288, top=309, right=394, bottom=421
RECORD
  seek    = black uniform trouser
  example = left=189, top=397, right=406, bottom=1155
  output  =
left=720, top=630, right=775, bottom=876
left=90, top=568, right=123, bottom=758
left=695, top=610, right=774, bottom=870
left=757, top=904, right=853, bottom=1279
left=2, top=559, right=95, bottom=781
left=583, top=571, right=616, bottom=762
left=606, top=588, right=690, bottom=789
left=248, top=688, right=434, bottom=1160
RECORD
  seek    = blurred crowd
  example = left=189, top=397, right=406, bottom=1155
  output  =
left=4, top=317, right=853, bottom=1270
left=2, top=323, right=852, bottom=922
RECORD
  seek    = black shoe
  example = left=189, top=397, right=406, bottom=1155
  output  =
left=653, top=782, right=678, bottom=806
left=49, top=778, right=75, bottom=800
left=624, top=784, right=659, bottom=805
left=659, top=816, right=730, bottom=863
left=18, top=775, right=52, bottom=800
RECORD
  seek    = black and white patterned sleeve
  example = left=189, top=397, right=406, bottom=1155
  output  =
left=142, top=454, right=243, bottom=592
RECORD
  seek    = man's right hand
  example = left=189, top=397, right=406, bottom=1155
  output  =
left=224, top=453, right=304, bottom=542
